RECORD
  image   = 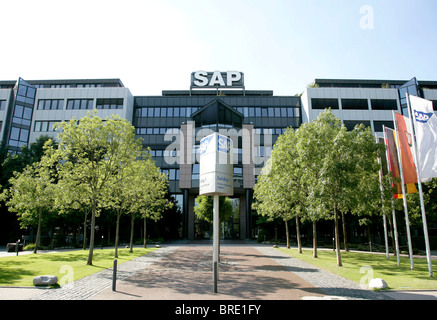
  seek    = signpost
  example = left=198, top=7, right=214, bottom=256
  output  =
left=199, top=133, right=233, bottom=293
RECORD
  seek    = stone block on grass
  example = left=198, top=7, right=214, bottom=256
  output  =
left=33, top=275, right=58, bottom=286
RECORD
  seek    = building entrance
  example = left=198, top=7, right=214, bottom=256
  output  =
left=193, top=196, right=241, bottom=240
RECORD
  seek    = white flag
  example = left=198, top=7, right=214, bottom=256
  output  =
left=410, top=95, right=437, bottom=182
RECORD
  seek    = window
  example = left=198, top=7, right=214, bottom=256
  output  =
left=192, top=164, right=200, bottom=180
left=0, top=100, right=6, bottom=110
left=147, top=108, right=153, bottom=118
left=373, top=121, right=394, bottom=132
left=275, top=107, right=281, bottom=117
left=12, top=105, right=32, bottom=126
left=261, top=107, right=268, bottom=117
left=34, top=120, right=60, bottom=132
left=9, top=127, right=29, bottom=147
left=96, top=98, right=123, bottom=109
left=341, top=99, right=368, bottom=110
left=169, top=169, right=176, bottom=180
left=371, top=99, right=398, bottom=110
left=234, top=167, right=243, bottom=176
left=311, top=98, right=339, bottom=109
left=66, top=99, right=93, bottom=110
left=343, top=120, right=371, bottom=131
left=37, top=99, right=64, bottom=110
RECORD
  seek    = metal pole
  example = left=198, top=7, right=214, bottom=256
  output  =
left=213, top=193, right=219, bottom=293
left=383, top=126, right=401, bottom=265
left=405, top=93, right=433, bottom=277
left=112, top=259, right=117, bottom=291
left=376, top=133, right=390, bottom=260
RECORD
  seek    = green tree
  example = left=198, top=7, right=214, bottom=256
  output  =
left=51, top=112, right=143, bottom=265
left=194, top=195, right=233, bottom=225
left=3, top=154, right=56, bottom=253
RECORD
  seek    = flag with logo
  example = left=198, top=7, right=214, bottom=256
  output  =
left=384, top=126, right=417, bottom=198
left=394, top=112, right=418, bottom=184
left=384, top=127, right=403, bottom=198
left=410, top=95, right=437, bottom=182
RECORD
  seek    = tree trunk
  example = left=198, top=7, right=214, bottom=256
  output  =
left=368, top=225, right=372, bottom=252
left=334, top=203, right=342, bottom=266
left=83, top=210, right=88, bottom=250
left=313, top=220, right=318, bottom=258
left=129, top=213, right=135, bottom=253
left=114, top=212, right=121, bottom=258
left=34, top=208, right=42, bottom=254
left=87, top=200, right=96, bottom=265
left=341, top=211, right=349, bottom=252
left=296, top=216, right=302, bottom=253
left=285, top=219, right=290, bottom=249
left=143, top=217, right=147, bottom=248
left=388, top=216, right=396, bottom=255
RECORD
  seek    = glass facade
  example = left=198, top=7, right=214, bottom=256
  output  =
left=398, top=78, right=423, bottom=116
left=4, top=78, right=36, bottom=152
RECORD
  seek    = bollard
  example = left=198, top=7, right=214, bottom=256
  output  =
left=15, top=240, right=20, bottom=256
left=112, top=259, right=117, bottom=291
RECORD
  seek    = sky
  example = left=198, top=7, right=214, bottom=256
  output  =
left=1, top=0, right=436, bottom=96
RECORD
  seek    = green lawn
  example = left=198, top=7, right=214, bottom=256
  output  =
left=277, top=247, right=437, bottom=290
left=0, top=247, right=157, bottom=287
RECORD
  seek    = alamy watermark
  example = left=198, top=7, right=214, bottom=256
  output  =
left=359, top=265, right=374, bottom=289
left=360, top=5, right=374, bottom=30
left=162, top=121, right=272, bottom=167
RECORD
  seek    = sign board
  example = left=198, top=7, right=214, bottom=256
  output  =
left=199, top=133, right=234, bottom=196
left=191, top=71, right=244, bottom=89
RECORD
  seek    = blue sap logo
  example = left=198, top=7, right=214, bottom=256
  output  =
left=200, top=135, right=213, bottom=156
left=414, top=110, right=434, bottom=123
left=217, top=135, right=231, bottom=153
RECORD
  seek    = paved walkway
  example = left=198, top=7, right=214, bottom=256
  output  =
left=0, top=241, right=436, bottom=301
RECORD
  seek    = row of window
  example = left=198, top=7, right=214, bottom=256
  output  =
left=136, top=127, right=180, bottom=135
left=46, top=84, right=104, bottom=88
left=136, top=127, right=287, bottom=136
left=136, top=106, right=300, bottom=118
left=311, top=98, right=398, bottom=111
left=34, top=120, right=60, bottom=132
left=160, top=168, right=179, bottom=181
left=35, top=98, right=124, bottom=111
left=38, top=99, right=64, bottom=110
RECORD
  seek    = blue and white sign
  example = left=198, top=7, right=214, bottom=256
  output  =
left=199, top=133, right=234, bottom=196
left=414, top=110, right=434, bottom=123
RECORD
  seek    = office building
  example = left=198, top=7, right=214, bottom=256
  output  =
left=1, top=73, right=436, bottom=240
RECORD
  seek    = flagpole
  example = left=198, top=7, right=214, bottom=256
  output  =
left=405, top=92, right=433, bottom=277
left=376, top=133, right=390, bottom=260
left=392, top=111, right=415, bottom=270
left=383, top=125, right=400, bottom=265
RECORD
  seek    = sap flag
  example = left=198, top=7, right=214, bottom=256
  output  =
left=410, top=95, right=437, bottom=182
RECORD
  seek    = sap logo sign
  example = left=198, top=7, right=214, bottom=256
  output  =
left=192, top=71, right=244, bottom=88
left=414, top=110, right=434, bottom=123
left=200, top=135, right=214, bottom=156
left=217, top=135, right=231, bottom=153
